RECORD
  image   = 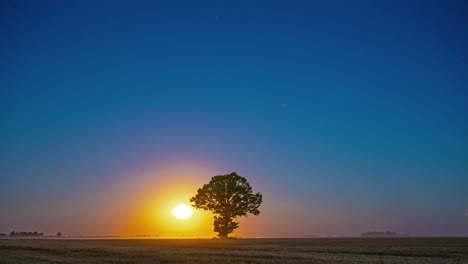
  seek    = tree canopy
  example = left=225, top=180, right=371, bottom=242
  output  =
left=190, top=172, right=262, bottom=238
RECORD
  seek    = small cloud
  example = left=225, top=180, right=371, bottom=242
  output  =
left=280, top=102, right=288, bottom=109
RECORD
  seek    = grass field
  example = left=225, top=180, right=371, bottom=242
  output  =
left=0, top=237, right=467, bottom=263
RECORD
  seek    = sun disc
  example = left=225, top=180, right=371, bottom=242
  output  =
left=172, top=204, right=193, bottom=220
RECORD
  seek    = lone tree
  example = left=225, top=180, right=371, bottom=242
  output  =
left=190, top=172, right=262, bottom=238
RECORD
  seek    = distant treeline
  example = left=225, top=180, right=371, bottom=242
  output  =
left=361, top=231, right=409, bottom=237
left=6, top=231, right=44, bottom=237
left=0, top=231, right=62, bottom=237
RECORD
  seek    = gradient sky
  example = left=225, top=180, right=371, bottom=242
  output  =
left=1, top=0, right=467, bottom=237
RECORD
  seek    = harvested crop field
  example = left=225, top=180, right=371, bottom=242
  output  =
left=0, top=237, right=467, bottom=263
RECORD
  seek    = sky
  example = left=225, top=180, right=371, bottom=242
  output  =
left=0, top=0, right=467, bottom=237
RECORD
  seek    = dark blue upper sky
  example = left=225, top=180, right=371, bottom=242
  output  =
left=1, top=0, right=467, bottom=236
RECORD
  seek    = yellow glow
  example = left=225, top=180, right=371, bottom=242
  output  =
left=172, top=204, right=193, bottom=219
left=124, top=165, right=217, bottom=238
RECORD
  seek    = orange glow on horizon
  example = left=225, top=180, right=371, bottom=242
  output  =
left=68, top=164, right=272, bottom=238
left=124, top=166, right=217, bottom=238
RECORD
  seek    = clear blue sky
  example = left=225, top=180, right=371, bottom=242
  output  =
left=1, top=0, right=467, bottom=236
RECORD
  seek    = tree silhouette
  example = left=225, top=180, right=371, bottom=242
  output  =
left=190, top=172, right=262, bottom=238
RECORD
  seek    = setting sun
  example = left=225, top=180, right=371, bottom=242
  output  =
left=172, top=204, right=193, bottom=220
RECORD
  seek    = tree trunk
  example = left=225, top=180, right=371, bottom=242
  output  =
left=218, top=214, right=229, bottom=239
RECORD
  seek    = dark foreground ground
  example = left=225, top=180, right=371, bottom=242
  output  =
left=1, top=237, right=467, bottom=263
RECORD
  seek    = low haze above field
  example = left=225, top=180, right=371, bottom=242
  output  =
left=0, top=0, right=467, bottom=238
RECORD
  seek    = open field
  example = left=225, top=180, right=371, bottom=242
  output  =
left=1, top=237, right=467, bottom=263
